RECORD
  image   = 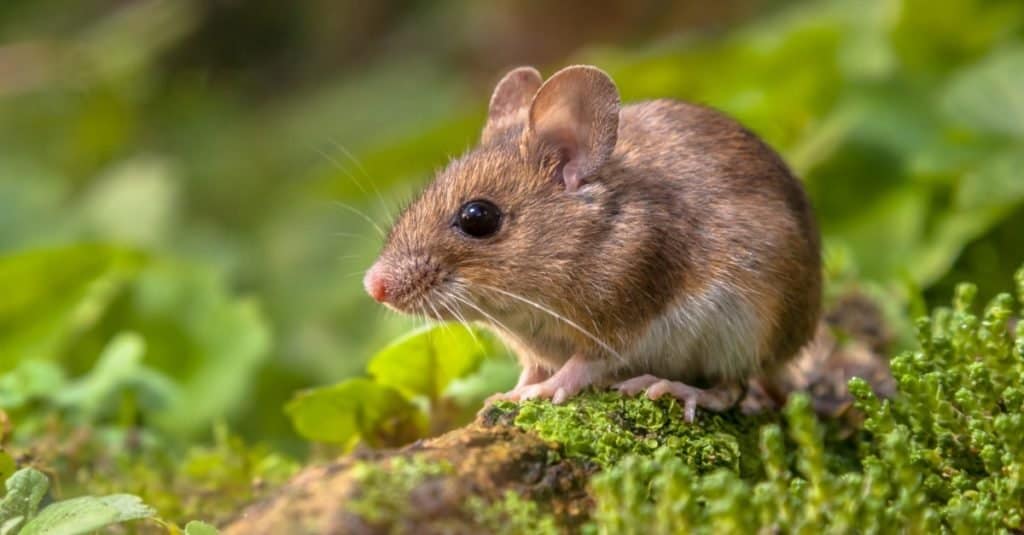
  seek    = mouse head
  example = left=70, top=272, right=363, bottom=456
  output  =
left=364, top=65, right=621, bottom=321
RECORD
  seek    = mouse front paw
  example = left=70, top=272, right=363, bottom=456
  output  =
left=492, top=354, right=596, bottom=405
left=614, top=375, right=743, bottom=422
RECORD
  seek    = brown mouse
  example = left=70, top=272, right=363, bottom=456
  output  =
left=363, top=65, right=821, bottom=421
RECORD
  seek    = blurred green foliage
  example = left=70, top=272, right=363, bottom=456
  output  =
left=1, top=0, right=1023, bottom=528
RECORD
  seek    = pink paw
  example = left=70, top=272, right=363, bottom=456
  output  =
left=614, top=375, right=742, bottom=423
left=489, top=354, right=595, bottom=405
left=518, top=380, right=578, bottom=404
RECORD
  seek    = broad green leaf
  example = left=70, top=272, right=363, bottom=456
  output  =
left=942, top=45, right=1024, bottom=137
left=0, top=244, right=144, bottom=373
left=184, top=520, right=220, bottom=535
left=72, top=263, right=271, bottom=436
left=1, top=516, right=24, bottom=535
left=285, top=378, right=419, bottom=447
left=130, top=265, right=271, bottom=435
left=892, top=0, right=1024, bottom=76
left=909, top=204, right=1012, bottom=286
left=19, top=494, right=154, bottom=535
left=0, top=360, right=65, bottom=409
left=0, top=468, right=49, bottom=528
left=367, top=323, right=492, bottom=402
left=0, top=453, right=15, bottom=487
left=53, top=332, right=178, bottom=419
left=955, top=147, right=1024, bottom=210
left=0, top=246, right=268, bottom=435
left=823, top=185, right=929, bottom=282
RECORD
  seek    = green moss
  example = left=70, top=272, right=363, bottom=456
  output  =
left=586, top=265, right=1024, bottom=533
left=465, top=491, right=559, bottom=535
left=493, top=391, right=769, bottom=474
left=346, top=456, right=453, bottom=524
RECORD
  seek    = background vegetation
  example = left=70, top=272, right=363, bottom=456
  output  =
left=1, top=0, right=1022, bottom=530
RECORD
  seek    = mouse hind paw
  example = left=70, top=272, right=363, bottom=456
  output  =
left=614, top=375, right=743, bottom=422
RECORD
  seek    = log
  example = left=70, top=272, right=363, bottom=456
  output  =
left=224, top=293, right=892, bottom=534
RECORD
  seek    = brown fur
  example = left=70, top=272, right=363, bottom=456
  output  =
left=369, top=65, right=821, bottom=390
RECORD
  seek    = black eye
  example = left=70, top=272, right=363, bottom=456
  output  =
left=457, top=200, right=502, bottom=238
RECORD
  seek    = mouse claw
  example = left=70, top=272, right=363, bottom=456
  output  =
left=616, top=375, right=743, bottom=423
left=495, top=354, right=595, bottom=404
left=613, top=374, right=660, bottom=396
left=519, top=384, right=543, bottom=401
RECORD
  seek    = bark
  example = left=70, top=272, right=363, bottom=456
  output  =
left=223, top=417, right=592, bottom=534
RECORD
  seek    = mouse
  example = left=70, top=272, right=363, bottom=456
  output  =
left=363, top=65, right=821, bottom=421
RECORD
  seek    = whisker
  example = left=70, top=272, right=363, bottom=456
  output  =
left=425, top=299, right=443, bottom=325
left=473, top=283, right=625, bottom=363
left=437, top=293, right=484, bottom=352
left=316, top=145, right=372, bottom=199
left=331, top=200, right=386, bottom=238
left=327, top=139, right=395, bottom=222
left=447, top=288, right=529, bottom=353
left=332, top=231, right=382, bottom=245
left=426, top=299, right=463, bottom=344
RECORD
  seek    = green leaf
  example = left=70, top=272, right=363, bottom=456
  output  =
left=909, top=204, right=1013, bottom=287
left=285, top=378, right=419, bottom=447
left=823, top=185, right=930, bottom=282
left=52, top=331, right=180, bottom=423
left=0, top=468, right=49, bottom=529
left=184, top=520, right=220, bottom=535
left=19, top=494, right=154, bottom=535
left=0, top=244, right=144, bottom=373
left=942, top=45, right=1024, bottom=137
left=52, top=332, right=166, bottom=417
left=0, top=245, right=268, bottom=435
left=0, top=453, right=15, bottom=488
left=366, top=323, right=492, bottom=402
left=955, top=147, right=1024, bottom=210
left=0, top=360, right=65, bottom=409
left=1, top=517, right=25, bottom=535
left=125, top=264, right=271, bottom=436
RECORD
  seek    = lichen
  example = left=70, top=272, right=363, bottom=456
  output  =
left=346, top=455, right=454, bottom=525
left=465, top=490, right=560, bottom=535
left=491, top=391, right=770, bottom=475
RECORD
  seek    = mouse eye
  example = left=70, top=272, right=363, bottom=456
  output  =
left=456, top=200, right=501, bottom=238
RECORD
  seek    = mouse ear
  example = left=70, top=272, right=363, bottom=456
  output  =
left=525, top=65, right=620, bottom=192
left=482, top=67, right=543, bottom=144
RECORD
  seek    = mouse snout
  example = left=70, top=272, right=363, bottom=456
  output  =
left=363, top=253, right=446, bottom=313
left=363, top=262, right=391, bottom=303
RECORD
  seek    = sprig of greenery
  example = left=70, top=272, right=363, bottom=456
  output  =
left=285, top=323, right=509, bottom=450
left=588, top=265, right=1024, bottom=532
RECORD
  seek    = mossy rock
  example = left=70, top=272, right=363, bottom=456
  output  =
left=225, top=267, right=1024, bottom=534
left=223, top=393, right=772, bottom=534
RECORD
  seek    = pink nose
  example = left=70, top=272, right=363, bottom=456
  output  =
left=363, top=263, right=389, bottom=303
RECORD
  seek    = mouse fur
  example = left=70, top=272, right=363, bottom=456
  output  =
left=364, top=65, right=821, bottom=411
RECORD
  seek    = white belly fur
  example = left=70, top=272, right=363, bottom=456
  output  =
left=625, top=282, right=763, bottom=383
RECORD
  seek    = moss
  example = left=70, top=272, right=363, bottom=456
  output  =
left=491, top=391, right=771, bottom=475
left=346, top=455, right=454, bottom=525
left=233, top=265, right=1024, bottom=533
left=584, top=265, right=1024, bottom=533
left=465, top=490, right=560, bottom=535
